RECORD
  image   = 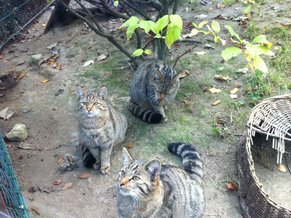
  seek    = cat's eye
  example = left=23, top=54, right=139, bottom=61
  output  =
left=132, top=176, right=139, bottom=181
left=80, top=102, right=86, bottom=106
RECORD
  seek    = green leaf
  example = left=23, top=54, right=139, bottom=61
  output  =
left=139, top=20, right=155, bottom=34
left=152, top=15, right=169, bottom=34
left=243, top=5, right=252, bottom=14
left=246, top=44, right=275, bottom=56
left=253, top=55, right=268, bottom=74
left=252, top=35, right=272, bottom=49
left=198, top=21, right=208, bottom=29
left=114, top=1, right=119, bottom=7
left=190, top=28, right=199, bottom=36
left=214, top=36, right=220, bottom=44
left=221, top=47, right=242, bottom=61
left=169, top=14, right=183, bottom=30
left=225, top=25, right=242, bottom=43
left=126, top=25, right=138, bottom=40
left=121, top=16, right=139, bottom=28
left=192, top=22, right=198, bottom=28
left=211, top=20, right=220, bottom=33
left=132, top=49, right=144, bottom=57
left=165, top=23, right=181, bottom=48
left=144, top=49, right=153, bottom=55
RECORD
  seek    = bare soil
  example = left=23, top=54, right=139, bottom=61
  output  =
left=0, top=1, right=290, bottom=218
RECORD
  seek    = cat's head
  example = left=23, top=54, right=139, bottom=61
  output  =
left=117, top=148, right=161, bottom=198
left=150, top=64, right=189, bottom=102
left=76, top=86, right=108, bottom=117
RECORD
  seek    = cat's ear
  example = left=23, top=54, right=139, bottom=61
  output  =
left=97, top=86, right=107, bottom=100
left=145, top=159, right=161, bottom=182
left=122, top=147, right=133, bottom=166
left=175, top=70, right=190, bottom=80
left=76, top=86, right=86, bottom=97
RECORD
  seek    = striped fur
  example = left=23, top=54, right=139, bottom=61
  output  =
left=117, top=143, right=204, bottom=218
left=76, top=86, right=128, bottom=175
left=129, top=59, right=189, bottom=123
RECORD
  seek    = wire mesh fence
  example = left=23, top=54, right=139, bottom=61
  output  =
left=0, top=0, right=53, bottom=51
left=0, top=135, right=29, bottom=218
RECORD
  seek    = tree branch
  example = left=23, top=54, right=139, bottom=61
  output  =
left=120, top=0, right=153, bottom=21
left=172, top=45, right=198, bottom=69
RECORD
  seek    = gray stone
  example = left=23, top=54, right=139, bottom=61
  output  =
left=5, top=123, right=28, bottom=141
left=28, top=54, right=42, bottom=66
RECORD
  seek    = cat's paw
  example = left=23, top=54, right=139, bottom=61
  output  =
left=100, top=165, right=111, bottom=175
left=162, top=116, right=168, bottom=122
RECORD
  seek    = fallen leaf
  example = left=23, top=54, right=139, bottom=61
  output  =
left=209, top=87, right=222, bottom=93
left=183, top=99, right=190, bottom=105
left=127, top=143, right=133, bottom=149
left=82, top=60, right=94, bottom=67
left=230, top=94, right=238, bottom=99
left=41, top=79, right=49, bottom=83
left=0, top=107, right=15, bottom=120
left=53, top=179, right=63, bottom=186
left=97, top=54, right=108, bottom=62
left=62, top=182, right=73, bottom=190
left=17, top=143, right=34, bottom=150
left=79, top=172, right=91, bottom=179
left=214, top=75, right=231, bottom=81
left=15, top=71, right=27, bottom=80
left=28, top=186, right=37, bottom=193
left=195, top=51, right=206, bottom=56
left=212, top=100, right=221, bottom=106
left=31, top=206, right=41, bottom=216
left=277, top=163, right=287, bottom=173
left=47, top=42, right=58, bottom=50
left=226, top=182, right=238, bottom=191
left=230, top=88, right=239, bottom=94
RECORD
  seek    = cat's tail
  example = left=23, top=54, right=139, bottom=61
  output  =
left=82, top=145, right=96, bottom=168
left=128, top=102, right=163, bottom=124
left=168, top=142, right=203, bottom=183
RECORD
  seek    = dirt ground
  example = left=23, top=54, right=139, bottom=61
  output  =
left=0, top=1, right=290, bottom=218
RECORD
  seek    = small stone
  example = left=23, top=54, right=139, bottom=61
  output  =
left=19, top=154, right=24, bottom=160
left=5, top=123, right=28, bottom=141
left=28, top=54, right=42, bottom=66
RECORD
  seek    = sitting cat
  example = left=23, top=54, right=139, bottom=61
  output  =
left=117, top=142, right=204, bottom=218
left=129, top=59, right=189, bottom=123
left=76, top=86, right=128, bottom=175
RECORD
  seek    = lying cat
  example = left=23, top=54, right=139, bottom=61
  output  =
left=76, top=86, right=128, bottom=174
left=117, top=142, right=204, bottom=217
left=129, top=60, right=189, bottom=123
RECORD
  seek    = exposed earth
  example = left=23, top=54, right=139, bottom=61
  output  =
left=0, top=1, right=290, bottom=217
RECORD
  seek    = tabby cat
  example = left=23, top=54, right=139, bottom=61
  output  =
left=76, top=86, right=128, bottom=175
left=117, top=142, right=204, bottom=218
left=129, top=59, right=189, bottom=123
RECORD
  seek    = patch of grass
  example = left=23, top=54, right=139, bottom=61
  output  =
left=246, top=22, right=262, bottom=40
left=223, top=0, right=237, bottom=6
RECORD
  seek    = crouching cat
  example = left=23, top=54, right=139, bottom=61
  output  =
left=117, top=142, right=204, bottom=218
left=76, top=86, right=128, bottom=175
left=129, top=59, right=189, bottom=124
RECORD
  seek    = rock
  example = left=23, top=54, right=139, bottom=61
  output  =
left=5, top=123, right=28, bottom=141
left=28, top=54, right=42, bottom=66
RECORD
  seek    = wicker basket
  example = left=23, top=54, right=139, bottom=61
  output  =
left=237, top=94, right=291, bottom=218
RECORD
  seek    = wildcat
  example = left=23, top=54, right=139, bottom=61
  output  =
left=117, top=142, right=204, bottom=218
left=129, top=59, right=189, bottom=123
left=76, top=86, right=128, bottom=175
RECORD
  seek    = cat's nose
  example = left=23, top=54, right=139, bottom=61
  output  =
left=120, top=177, right=129, bottom=187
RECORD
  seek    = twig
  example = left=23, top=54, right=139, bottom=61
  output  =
left=120, top=0, right=153, bottom=21
left=172, top=45, right=198, bottom=68
left=172, top=0, right=178, bottom=14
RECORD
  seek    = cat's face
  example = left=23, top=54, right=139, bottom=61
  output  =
left=117, top=148, right=161, bottom=199
left=76, top=86, right=108, bottom=117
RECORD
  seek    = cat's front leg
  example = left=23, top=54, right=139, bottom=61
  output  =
left=100, top=145, right=113, bottom=175
left=148, top=88, right=167, bottom=122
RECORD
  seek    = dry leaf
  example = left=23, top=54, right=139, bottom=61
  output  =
left=41, top=79, right=49, bottom=83
left=209, top=87, right=222, bottom=93
left=97, top=54, right=108, bottom=62
left=277, top=163, right=287, bottom=173
left=236, top=68, right=249, bottom=73
left=57, top=156, right=65, bottom=165
left=230, top=88, right=239, bottom=94
left=214, top=75, right=230, bottom=81
left=17, top=143, right=34, bottom=150
left=230, top=94, right=238, bottom=99
left=82, top=60, right=94, bottom=67
left=127, top=143, right=133, bottom=149
left=47, top=42, right=58, bottom=50
left=195, top=51, right=206, bottom=56
left=31, top=206, right=41, bottom=216
left=15, top=71, right=27, bottom=80
left=0, top=107, right=15, bottom=120
left=212, top=100, right=221, bottom=106
left=62, top=182, right=73, bottom=190
left=79, top=172, right=91, bottom=179
left=226, top=182, right=238, bottom=191
left=53, top=179, right=63, bottom=186
left=183, top=99, right=190, bottom=105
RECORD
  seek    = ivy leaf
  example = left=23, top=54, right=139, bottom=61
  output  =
left=169, top=14, right=183, bottom=30
left=132, top=49, right=144, bottom=57
left=253, top=55, right=268, bottom=74
left=144, top=49, right=153, bottom=55
left=165, top=23, right=181, bottom=48
left=221, top=47, right=242, bottom=61
left=211, top=20, right=220, bottom=33
left=139, top=20, right=155, bottom=34
left=225, top=25, right=242, bottom=43
left=152, top=15, right=169, bottom=34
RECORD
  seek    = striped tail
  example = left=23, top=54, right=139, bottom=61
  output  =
left=82, top=145, right=96, bottom=168
left=168, top=142, right=203, bottom=182
left=128, top=102, right=163, bottom=124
